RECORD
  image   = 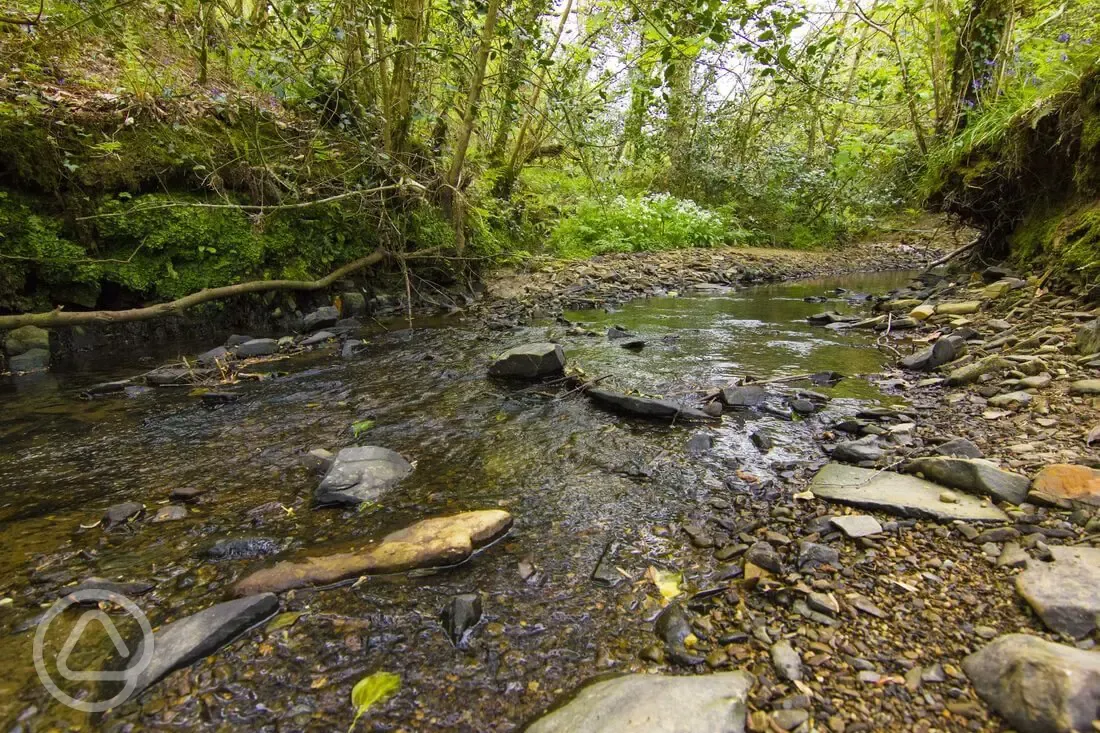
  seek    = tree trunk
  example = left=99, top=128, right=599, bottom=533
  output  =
left=488, top=0, right=544, bottom=169
left=943, top=0, right=1014, bottom=137
left=442, top=0, right=502, bottom=250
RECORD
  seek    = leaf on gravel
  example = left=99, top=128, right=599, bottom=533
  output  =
left=351, top=419, right=376, bottom=437
left=349, top=671, right=400, bottom=732
left=645, top=566, right=682, bottom=601
left=266, top=611, right=305, bottom=632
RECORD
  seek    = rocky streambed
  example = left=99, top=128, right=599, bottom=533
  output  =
left=1, top=239, right=1099, bottom=732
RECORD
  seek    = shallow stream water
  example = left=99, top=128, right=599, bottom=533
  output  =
left=0, top=269, right=915, bottom=730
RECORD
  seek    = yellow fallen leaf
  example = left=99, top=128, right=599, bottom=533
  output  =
left=645, top=566, right=682, bottom=601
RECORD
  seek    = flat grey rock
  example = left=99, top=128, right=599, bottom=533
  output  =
left=830, top=515, right=882, bottom=538
left=303, top=306, right=339, bottom=331
left=1016, top=546, right=1100, bottom=639
left=831, top=440, right=884, bottom=464
left=526, top=671, right=755, bottom=733
left=904, top=456, right=1029, bottom=505
left=720, top=385, right=768, bottom=407
left=586, top=388, right=712, bottom=421
left=125, top=594, right=278, bottom=695
left=963, top=634, right=1100, bottom=733
left=809, top=463, right=1008, bottom=522
left=234, top=338, right=279, bottom=358
left=300, top=330, right=336, bottom=347
left=315, top=446, right=413, bottom=505
left=934, top=438, right=983, bottom=459
left=488, top=342, right=566, bottom=378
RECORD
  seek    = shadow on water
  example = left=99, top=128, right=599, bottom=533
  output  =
left=0, top=270, right=913, bottom=730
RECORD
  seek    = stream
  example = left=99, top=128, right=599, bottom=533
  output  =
left=0, top=269, right=916, bottom=730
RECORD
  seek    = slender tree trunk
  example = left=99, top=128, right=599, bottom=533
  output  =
left=499, top=0, right=574, bottom=198
left=443, top=0, right=503, bottom=252
left=390, top=0, right=426, bottom=156
left=664, top=17, right=698, bottom=195
left=943, top=0, right=1014, bottom=136
left=618, top=27, right=652, bottom=164
left=488, top=0, right=544, bottom=169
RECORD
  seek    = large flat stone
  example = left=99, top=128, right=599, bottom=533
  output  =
left=233, top=510, right=512, bottom=595
left=488, top=343, right=566, bottom=378
left=809, top=463, right=1008, bottom=522
left=1016, top=546, right=1100, bottom=639
left=587, top=388, right=712, bottom=421
left=905, top=457, right=1030, bottom=505
left=963, top=634, right=1100, bottom=733
left=526, top=671, right=755, bottom=733
left=125, top=594, right=278, bottom=695
left=315, top=446, right=413, bottom=505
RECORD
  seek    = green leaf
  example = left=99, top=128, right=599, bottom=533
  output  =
left=348, top=671, right=400, bottom=732
left=266, top=611, right=305, bottom=633
left=350, top=419, right=375, bottom=437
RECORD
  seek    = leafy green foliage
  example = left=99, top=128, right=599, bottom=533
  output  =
left=550, top=194, right=733, bottom=257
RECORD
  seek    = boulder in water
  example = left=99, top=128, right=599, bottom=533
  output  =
left=315, top=446, right=413, bottom=505
left=586, top=388, right=712, bottom=421
left=303, top=306, right=339, bottom=331
left=234, top=338, right=279, bottom=358
left=488, top=343, right=566, bottom=378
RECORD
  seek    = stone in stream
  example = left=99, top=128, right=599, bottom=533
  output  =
left=234, top=338, right=279, bottom=358
left=1076, top=318, right=1100, bottom=355
left=314, top=446, right=413, bottom=505
left=121, top=593, right=279, bottom=697
left=103, top=502, right=144, bottom=528
left=750, top=431, right=773, bottom=452
left=654, top=603, right=704, bottom=666
left=686, top=433, right=714, bottom=454
left=830, top=515, right=882, bottom=538
left=9, top=348, right=50, bottom=372
left=152, top=505, right=187, bottom=522
left=206, top=537, right=281, bottom=561
left=586, top=388, right=712, bottom=421
left=440, top=592, right=482, bottom=647
left=303, top=305, right=339, bottom=332
left=934, top=437, right=984, bottom=459
left=1016, top=546, right=1100, bottom=639
left=488, top=343, right=566, bottom=379
left=170, top=487, right=204, bottom=503
left=620, top=339, right=646, bottom=351
left=607, top=326, right=632, bottom=340
left=300, top=447, right=335, bottom=474
left=525, top=671, right=754, bottom=733
left=831, top=440, right=884, bottom=464
left=196, top=346, right=230, bottom=365
left=809, top=463, right=1008, bottom=522
left=225, top=334, right=253, bottom=347
left=797, top=541, right=839, bottom=571
left=963, top=634, right=1100, bottom=733
left=200, top=391, right=238, bottom=407
left=3, top=325, right=49, bottom=356
left=300, top=330, right=336, bottom=347
left=591, top=541, right=622, bottom=586
left=81, top=380, right=131, bottom=398
left=1031, top=464, right=1100, bottom=506
left=63, top=577, right=154, bottom=602
left=233, top=510, right=512, bottom=595
left=904, top=456, right=1030, bottom=505
left=720, top=385, right=768, bottom=408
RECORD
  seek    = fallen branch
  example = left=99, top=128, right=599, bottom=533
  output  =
left=921, top=233, right=982, bottom=272
left=0, top=246, right=439, bottom=330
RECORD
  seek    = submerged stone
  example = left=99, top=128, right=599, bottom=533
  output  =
left=525, top=671, right=755, bottom=733
left=123, top=594, right=279, bottom=696
left=232, top=510, right=513, bottom=595
left=314, top=446, right=413, bottom=505
left=440, top=592, right=482, bottom=647
left=586, top=388, right=712, bottom=421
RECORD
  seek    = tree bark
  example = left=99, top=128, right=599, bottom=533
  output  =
left=0, top=248, right=435, bottom=330
left=442, top=0, right=503, bottom=250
